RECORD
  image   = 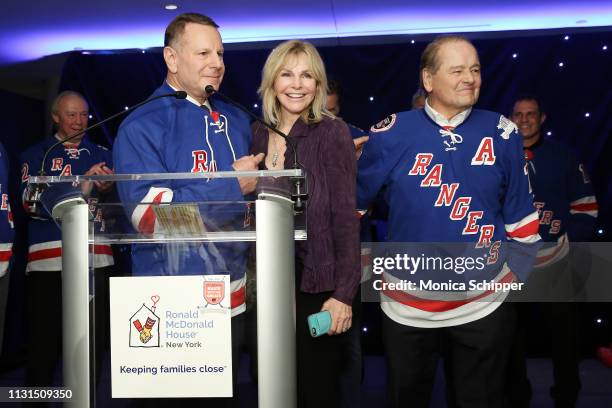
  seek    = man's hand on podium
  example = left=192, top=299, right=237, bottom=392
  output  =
left=233, top=153, right=265, bottom=195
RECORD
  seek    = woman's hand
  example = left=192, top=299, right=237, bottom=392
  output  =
left=321, top=297, right=352, bottom=335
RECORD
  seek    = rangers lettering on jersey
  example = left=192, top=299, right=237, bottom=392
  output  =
left=191, top=150, right=208, bottom=173
left=434, top=183, right=459, bottom=207
left=51, top=158, right=63, bottom=171
left=60, top=164, right=72, bottom=176
left=450, top=197, right=471, bottom=220
left=420, top=164, right=442, bottom=187
left=407, top=153, right=499, bottom=246
left=409, top=153, right=433, bottom=175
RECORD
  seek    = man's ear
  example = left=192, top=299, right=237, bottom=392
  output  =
left=422, top=69, right=433, bottom=93
left=540, top=112, right=547, bottom=125
left=163, top=46, right=178, bottom=74
left=51, top=113, right=60, bottom=125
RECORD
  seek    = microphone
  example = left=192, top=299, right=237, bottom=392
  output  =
left=204, top=85, right=307, bottom=212
left=25, top=90, right=188, bottom=216
left=39, top=90, right=187, bottom=176
left=204, top=85, right=301, bottom=169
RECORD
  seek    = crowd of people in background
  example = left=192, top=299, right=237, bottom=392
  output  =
left=0, top=11, right=607, bottom=408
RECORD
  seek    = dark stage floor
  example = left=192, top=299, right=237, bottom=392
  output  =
left=1, top=354, right=611, bottom=407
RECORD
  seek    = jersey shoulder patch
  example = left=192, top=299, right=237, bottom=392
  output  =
left=370, top=114, right=397, bottom=133
left=496, top=115, right=518, bottom=140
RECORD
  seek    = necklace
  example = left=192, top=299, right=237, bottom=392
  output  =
left=271, top=151, right=279, bottom=167
left=270, top=134, right=284, bottom=168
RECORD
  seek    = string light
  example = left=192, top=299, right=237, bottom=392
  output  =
left=546, top=131, right=552, bottom=136
left=596, top=318, right=603, bottom=324
left=124, top=106, right=129, bottom=111
left=88, top=114, right=93, bottom=119
left=253, top=103, right=258, bottom=108
left=512, top=53, right=518, bottom=59
left=585, top=112, right=590, bottom=117
left=164, top=4, right=178, bottom=10
left=603, top=45, right=608, bottom=51
left=369, top=96, right=374, bottom=102
left=564, top=35, right=570, bottom=40
left=558, top=62, right=564, bottom=67
left=598, top=229, right=604, bottom=235
left=362, top=327, right=368, bottom=333
left=411, top=40, right=415, bottom=44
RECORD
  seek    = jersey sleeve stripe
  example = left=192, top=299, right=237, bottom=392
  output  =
left=570, top=196, right=598, bottom=217
left=131, top=187, right=174, bottom=234
left=505, top=211, right=540, bottom=241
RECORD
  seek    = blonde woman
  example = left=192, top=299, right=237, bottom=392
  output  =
left=251, top=40, right=360, bottom=407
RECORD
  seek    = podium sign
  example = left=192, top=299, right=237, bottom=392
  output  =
left=109, top=275, right=232, bottom=398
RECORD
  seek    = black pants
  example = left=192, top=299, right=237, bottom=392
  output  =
left=383, top=302, right=516, bottom=408
left=340, top=285, right=363, bottom=408
left=296, top=290, right=358, bottom=408
left=0, top=271, right=9, bottom=357
left=24, top=267, right=113, bottom=407
left=25, top=267, right=112, bottom=385
left=506, top=302, right=581, bottom=408
left=506, top=256, right=582, bottom=408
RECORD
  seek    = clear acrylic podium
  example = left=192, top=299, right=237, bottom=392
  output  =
left=28, top=170, right=306, bottom=408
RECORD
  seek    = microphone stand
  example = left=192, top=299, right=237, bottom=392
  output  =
left=25, top=90, right=188, bottom=216
left=204, top=86, right=307, bottom=212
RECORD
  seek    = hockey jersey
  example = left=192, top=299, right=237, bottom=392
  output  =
left=20, top=136, right=114, bottom=272
left=357, top=104, right=540, bottom=327
left=525, top=138, right=598, bottom=267
left=0, top=142, right=14, bottom=277
left=113, top=82, right=252, bottom=316
left=347, top=122, right=366, bottom=139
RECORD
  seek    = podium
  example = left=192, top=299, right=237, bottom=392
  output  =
left=28, top=169, right=306, bottom=407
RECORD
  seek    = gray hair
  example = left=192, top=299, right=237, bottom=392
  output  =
left=51, top=90, right=88, bottom=115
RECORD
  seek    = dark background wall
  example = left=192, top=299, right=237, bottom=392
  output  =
left=56, top=30, right=611, bottom=231
left=0, top=89, right=43, bottom=367
left=0, top=28, right=610, bottom=366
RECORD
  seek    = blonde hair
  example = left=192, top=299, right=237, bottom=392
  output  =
left=258, top=40, right=328, bottom=127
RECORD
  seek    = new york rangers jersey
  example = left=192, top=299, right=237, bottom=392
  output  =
left=357, top=105, right=540, bottom=327
left=0, top=142, right=14, bottom=277
left=20, top=136, right=114, bottom=272
left=113, top=82, right=251, bottom=316
left=525, top=138, right=598, bottom=267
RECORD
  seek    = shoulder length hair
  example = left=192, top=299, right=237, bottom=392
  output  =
left=258, top=40, right=328, bottom=127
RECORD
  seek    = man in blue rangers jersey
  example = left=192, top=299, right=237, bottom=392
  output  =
left=506, top=96, right=598, bottom=408
left=113, top=13, right=262, bottom=404
left=20, top=91, right=114, bottom=388
left=357, top=36, right=540, bottom=408
left=0, top=141, right=14, bottom=358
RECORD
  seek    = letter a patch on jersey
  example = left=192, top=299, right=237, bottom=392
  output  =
left=471, top=137, right=496, bottom=165
left=370, top=114, right=396, bottom=133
